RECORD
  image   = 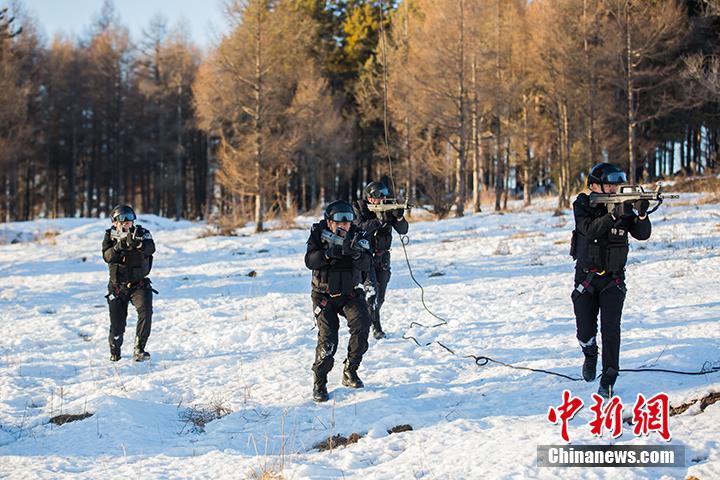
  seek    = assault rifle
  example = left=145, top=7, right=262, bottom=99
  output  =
left=321, top=229, right=371, bottom=253
left=366, top=197, right=413, bottom=214
left=111, top=225, right=147, bottom=248
left=589, top=185, right=678, bottom=215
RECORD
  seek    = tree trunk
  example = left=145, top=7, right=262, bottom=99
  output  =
left=522, top=97, right=532, bottom=207
left=625, top=4, right=637, bottom=181
left=254, top=4, right=265, bottom=233
left=453, top=0, right=466, bottom=218
left=471, top=55, right=481, bottom=213
left=175, top=82, right=184, bottom=220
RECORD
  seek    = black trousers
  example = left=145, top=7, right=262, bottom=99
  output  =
left=107, top=280, right=153, bottom=351
left=311, top=291, right=371, bottom=379
left=364, top=257, right=391, bottom=330
left=572, top=270, right=626, bottom=384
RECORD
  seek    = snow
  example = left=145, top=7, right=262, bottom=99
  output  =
left=1, top=197, right=719, bottom=479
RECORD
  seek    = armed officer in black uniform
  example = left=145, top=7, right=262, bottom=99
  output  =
left=305, top=200, right=373, bottom=402
left=102, top=205, right=156, bottom=362
left=352, top=181, right=409, bottom=339
left=571, top=163, right=651, bottom=398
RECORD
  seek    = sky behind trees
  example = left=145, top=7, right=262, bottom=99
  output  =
left=23, top=0, right=226, bottom=47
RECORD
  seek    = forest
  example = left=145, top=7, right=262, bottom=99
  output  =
left=1, top=0, right=719, bottom=229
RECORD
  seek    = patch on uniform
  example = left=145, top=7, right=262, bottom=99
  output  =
left=143, top=231, right=153, bottom=240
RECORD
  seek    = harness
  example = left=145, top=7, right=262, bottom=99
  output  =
left=112, top=279, right=159, bottom=295
left=573, top=268, right=623, bottom=299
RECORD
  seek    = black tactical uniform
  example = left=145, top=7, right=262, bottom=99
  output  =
left=353, top=182, right=409, bottom=339
left=102, top=205, right=156, bottom=362
left=306, top=201, right=372, bottom=402
left=571, top=164, right=651, bottom=397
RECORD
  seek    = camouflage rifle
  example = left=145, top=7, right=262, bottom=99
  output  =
left=110, top=225, right=147, bottom=249
left=589, top=185, right=679, bottom=215
left=321, top=229, right=371, bottom=253
left=366, top=197, right=413, bottom=214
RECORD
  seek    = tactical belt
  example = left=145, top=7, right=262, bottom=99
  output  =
left=114, top=279, right=158, bottom=294
left=574, top=268, right=622, bottom=298
left=574, top=270, right=601, bottom=297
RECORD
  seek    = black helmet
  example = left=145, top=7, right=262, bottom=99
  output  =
left=363, top=181, right=390, bottom=201
left=587, top=163, right=627, bottom=187
left=110, top=204, right=136, bottom=223
left=324, top=200, right=355, bottom=222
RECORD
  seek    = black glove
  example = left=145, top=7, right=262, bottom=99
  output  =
left=390, top=208, right=405, bottom=220
left=113, top=233, right=131, bottom=251
left=365, top=218, right=383, bottom=232
left=133, top=225, right=147, bottom=239
left=341, top=230, right=355, bottom=256
left=634, top=199, right=649, bottom=217
left=326, top=244, right=344, bottom=259
left=612, top=202, right=634, bottom=219
left=128, top=236, right=142, bottom=249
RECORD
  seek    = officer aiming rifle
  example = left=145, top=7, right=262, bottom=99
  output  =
left=102, top=205, right=156, bottom=362
left=353, top=181, right=410, bottom=340
left=305, top=200, right=374, bottom=402
left=570, top=163, right=665, bottom=399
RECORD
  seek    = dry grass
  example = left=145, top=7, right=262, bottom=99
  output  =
left=197, top=217, right=242, bottom=238
left=387, top=424, right=413, bottom=434
left=245, top=466, right=285, bottom=480
left=510, top=231, right=546, bottom=240
left=670, top=391, right=720, bottom=417
left=179, top=401, right=232, bottom=434
left=40, top=230, right=61, bottom=245
left=313, top=432, right=363, bottom=452
left=49, top=412, right=93, bottom=426
left=665, top=174, right=720, bottom=193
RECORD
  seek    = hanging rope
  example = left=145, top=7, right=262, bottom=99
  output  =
left=378, top=0, right=397, bottom=195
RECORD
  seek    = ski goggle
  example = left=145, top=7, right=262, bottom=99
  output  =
left=602, top=171, right=628, bottom=184
left=112, top=212, right=136, bottom=222
left=329, top=211, right=354, bottom=222
left=368, top=187, right=390, bottom=199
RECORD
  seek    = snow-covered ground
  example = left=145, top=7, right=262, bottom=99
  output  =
left=0, top=196, right=718, bottom=479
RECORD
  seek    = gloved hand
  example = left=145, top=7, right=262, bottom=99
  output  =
left=390, top=207, right=405, bottom=220
left=634, top=199, right=649, bottom=217
left=127, top=236, right=142, bottom=249
left=342, top=229, right=355, bottom=256
left=612, top=201, right=634, bottom=219
left=365, top=218, right=382, bottom=231
left=113, top=234, right=131, bottom=251
left=326, top=244, right=344, bottom=259
left=133, top=225, right=147, bottom=239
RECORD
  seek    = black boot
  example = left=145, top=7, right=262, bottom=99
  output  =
left=109, top=335, right=122, bottom=362
left=597, top=383, right=612, bottom=399
left=110, top=348, right=121, bottom=362
left=133, top=337, right=150, bottom=362
left=342, top=362, right=364, bottom=388
left=581, top=344, right=599, bottom=382
left=598, top=367, right=618, bottom=399
left=372, top=320, right=386, bottom=340
left=313, top=374, right=329, bottom=403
